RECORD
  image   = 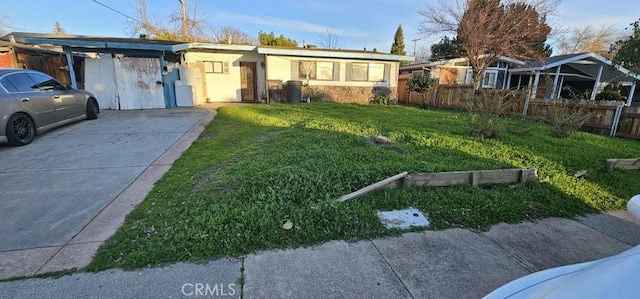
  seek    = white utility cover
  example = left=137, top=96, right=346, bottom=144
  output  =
left=378, top=207, right=430, bottom=229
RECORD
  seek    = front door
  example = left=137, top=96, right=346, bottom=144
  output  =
left=240, top=62, right=257, bottom=102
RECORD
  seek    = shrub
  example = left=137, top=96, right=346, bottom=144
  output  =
left=407, top=74, right=436, bottom=93
left=595, top=90, right=622, bottom=101
left=467, top=89, right=524, bottom=139
left=547, top=101, right=592, bottom=138
left=371, top=92, right=390, bottom=105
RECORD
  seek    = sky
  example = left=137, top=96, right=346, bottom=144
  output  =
left=1, top=0, right=638, bottom=55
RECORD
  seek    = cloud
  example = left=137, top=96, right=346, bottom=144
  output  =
left=214, top=11, right=366, bottom=37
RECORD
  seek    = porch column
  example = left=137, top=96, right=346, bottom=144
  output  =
left=506, top=72, right=512, bottom=90
left=591, top=64, right=604, bottom=100
left=557, top=76, right=564, bottom=99
left=523, top=74, right=535, bottom=118
left=517, top=75, right=522, bottom=87
left=64, top=48, right=77, bottom=89
left=628, top=81, right=637, bottom=106
left=551, top=66, right=561, bottom=99
left=531, top=71, right=541, bottom=100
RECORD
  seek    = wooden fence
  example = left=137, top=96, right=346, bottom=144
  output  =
left=338, top=169, right=537, bottom=202
left=396, top=83, right=640, bottom=140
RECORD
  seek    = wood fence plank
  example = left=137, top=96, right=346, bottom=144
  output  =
left=338, top=172, right=409, bottom=202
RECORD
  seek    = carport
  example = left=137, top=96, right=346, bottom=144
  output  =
left=509, top=53, right=639, bottom=105
left=22, top=37, right=184, bottom=110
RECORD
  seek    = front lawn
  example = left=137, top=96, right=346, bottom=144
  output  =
left=88, top=103, right=640, bottom=271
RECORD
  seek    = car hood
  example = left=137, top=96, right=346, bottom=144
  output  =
left=484, top=245, right=640, bottom=299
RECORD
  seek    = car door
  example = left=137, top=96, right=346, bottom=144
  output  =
left=26, top=72, right=82, bottom=120
left=1, top=72, right=58, bottom=127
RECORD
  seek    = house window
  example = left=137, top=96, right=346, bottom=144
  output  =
left=204, top=61, right=225, bottom=73
left=298, top=61, right=334, bottom=81
left=351, top=63, right=385, bottom=82
left=482, top=70, right=498, bottom=88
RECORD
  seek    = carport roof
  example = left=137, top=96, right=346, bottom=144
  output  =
left=510, top=52, right=639, bottom=83
left=20, top=34, right=414, bottom=62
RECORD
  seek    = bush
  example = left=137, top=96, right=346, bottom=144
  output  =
left=595, top=90, right=622, bottom=101
left=467, top=89, right=524, bottom=139
left=547, top=101, right=592, bottom=138
left=371, top=92, right=390, bottom=105
left=407, top=74, right=436, bottom=93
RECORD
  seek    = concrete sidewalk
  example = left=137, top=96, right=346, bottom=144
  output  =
left=1, top=212, right=639, bottom=299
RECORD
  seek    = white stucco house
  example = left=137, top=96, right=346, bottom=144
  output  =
left=22, top=35, right=415, bottom=109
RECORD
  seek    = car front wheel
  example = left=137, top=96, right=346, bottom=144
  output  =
left=86, top=98, right=99, bottom=120
left=6, top=113, right=35, bottom=146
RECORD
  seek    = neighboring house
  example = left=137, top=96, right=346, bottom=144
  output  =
left=508, top=52, right=639, bottom=105
left=21, top=35, right=414, bottom=110
left=399, top=56, right=525, bottom=89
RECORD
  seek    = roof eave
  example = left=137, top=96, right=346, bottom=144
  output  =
left=257, top=47, right=414, bottom=62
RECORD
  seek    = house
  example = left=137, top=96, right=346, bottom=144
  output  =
left=177, top=44, right=413, bottom=104
left=21, top=35, right=414, bottom=110
left=508, top=53, right=639, bottom=105
left=399, top=53, right=640, bottom=106
left=399, top=56, right=525, bottom=89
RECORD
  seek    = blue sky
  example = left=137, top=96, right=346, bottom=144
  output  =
left=1, top=0, right=638, bottom=55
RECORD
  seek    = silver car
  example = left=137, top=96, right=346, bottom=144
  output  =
left=0, top=68, right=99, bottom=146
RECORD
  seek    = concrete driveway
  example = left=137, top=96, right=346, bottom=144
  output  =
left=0, top=108, right=211, bottom=279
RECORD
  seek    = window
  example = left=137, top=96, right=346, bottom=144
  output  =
left=204, top=61, right=227, bottom=74
left=482, top=70, right=498, bottom=88
left=316, top=62, right=334, bottom=80
left=0, top=77, right=19, bottom=93
left=298, top=61, right=334, bottom=81
left=351, top=63, right=368, bottom=81
left=27, top=73, right=66, bottom=91
left=350, top=63, right=386, bottom=82
left=465, top=69, right=473, bottom=85
left=2, top=73, right=38, bottom=93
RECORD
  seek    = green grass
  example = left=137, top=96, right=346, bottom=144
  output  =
left=87, top=102, right=640, bottom=271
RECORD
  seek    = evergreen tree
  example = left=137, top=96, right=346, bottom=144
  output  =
left=258, top=31, right=298, bottom=47
left=430, top=36, right=464, bottom=61
left=612, top=18, right=640, bottom=74
left=391, top=25, right=407, bottom=65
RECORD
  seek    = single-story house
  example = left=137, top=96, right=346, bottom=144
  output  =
left=21, top=35, right=414, bottom=110
left=399, top=56, right=525, bottom=89
left=508, top=52, right=639, bottom=105
left=400, top=52, right=639, bottom=106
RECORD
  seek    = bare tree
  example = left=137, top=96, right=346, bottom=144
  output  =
left=213, top=26, right=256, bottom=44
left=556, top=24, right=618, bottom=57
left=126, top=0, right=212, bottom=42
left=416, top=46, right=431, bottom=63
left=0, top=15, right=9, bottom=36
left=319, top=28, right=343, bottom=49
left=419, top=0, right=558, bottom=89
